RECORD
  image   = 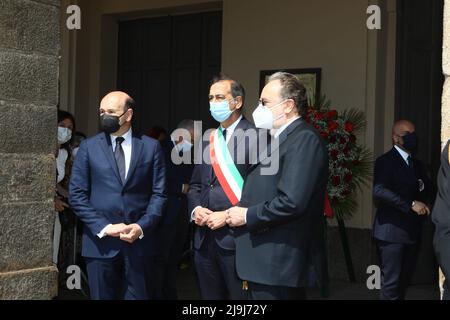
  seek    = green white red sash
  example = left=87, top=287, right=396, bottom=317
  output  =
left=210, top=128, right=244, bottom=206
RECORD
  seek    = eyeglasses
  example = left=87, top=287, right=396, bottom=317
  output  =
left=258, top=98, right=292, bottom=108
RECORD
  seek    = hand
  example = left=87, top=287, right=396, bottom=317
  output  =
left=182, top=184, right=189, bottom=195
left=207, top=211, right=228, bottom=230
left=54, top=197, right=69, bottom=213
left=412, top=201, right=430, bottom=216
left=105, top=223, right=132, bottom=238
left=226, top=207, right=248, bottom=227
left=194, top=207, right=213, bottom=226
left=119, top=224, right=143, bottom=244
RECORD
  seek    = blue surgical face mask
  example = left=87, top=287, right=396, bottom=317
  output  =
left=210, top=99, right=235, bottom=123
left=179, top=140, right=193, bottom=153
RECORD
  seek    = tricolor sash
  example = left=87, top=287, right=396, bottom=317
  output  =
left=210, top=128, right=244, bottom=206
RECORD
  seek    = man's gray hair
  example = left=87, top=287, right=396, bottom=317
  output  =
left=268, top=72, right=308, bottom=116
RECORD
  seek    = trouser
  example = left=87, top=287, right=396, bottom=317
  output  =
left=194, top=234, right=246, bottom=300
left=85, top=252, right=154, bottom=300
left=377, top=240, right=418, bottom=300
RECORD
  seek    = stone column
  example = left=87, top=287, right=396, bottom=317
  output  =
left=443, top=0, right=450, bottom=147
left=0, top=0, right=60, bottom=299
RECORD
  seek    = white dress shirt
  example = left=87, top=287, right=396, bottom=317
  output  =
left=97, top=127, right=144, bottom=239
left=111, top=128, right=133, bottom=179
left=394, top=145, right=411, bottom=165
left=191, top=115, right=243, bottom=221
left=273, top=116, right=301, bottom=139
left=56, top=148, right=68, bottom=183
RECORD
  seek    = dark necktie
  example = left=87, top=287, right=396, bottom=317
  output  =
left=115, top=137, right=126, bottom=183
left=222, top=129, right=227, bottom=142
left=407, top=156, right=413, bottom=169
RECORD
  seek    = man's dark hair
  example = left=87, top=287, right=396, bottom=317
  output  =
left=177, top=119, right=195, bottom=132
left=268, top=72, right=308, bottom=116
left=124, top=97, right=135, bottom=112
left=57, top=110, right=76, bottom=130
left=211, top=74, right=246, bottom=106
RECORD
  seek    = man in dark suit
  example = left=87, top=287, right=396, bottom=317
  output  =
left=69, top=91, right=167, bottom=300
left=152, top=119, right=195, bottom=300
left=432, top=140, right=450, bottom=300
left=372, top=120, right=430, bottom=300
left=227, top=72, right=328, bottom=300
left=188, top=75, right=258, bottom=300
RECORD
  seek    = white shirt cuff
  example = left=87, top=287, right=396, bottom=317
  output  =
left=137, top=224, right=144, bottom=239
left=97, top=224, right=112, bottom=239
left=191, top=206, right=202, bottom=221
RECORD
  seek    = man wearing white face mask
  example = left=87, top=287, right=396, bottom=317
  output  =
left=226, top=72, right=329, bottom=300
left=188, top=75, right=259, bottom=300
left=151, top=119, right=196, bottom=299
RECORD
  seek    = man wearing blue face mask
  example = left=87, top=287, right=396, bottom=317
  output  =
left=187, top=75, right=259, bottom=300
left=372, top=120, right=431, bottom=300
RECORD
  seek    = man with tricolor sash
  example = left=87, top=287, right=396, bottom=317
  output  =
left=187, top=75, right=260, bottom=300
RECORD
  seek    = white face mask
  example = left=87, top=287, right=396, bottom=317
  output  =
left=58, top=126, right=72, bottom=145
left=252, top=100, right=287, bottom=129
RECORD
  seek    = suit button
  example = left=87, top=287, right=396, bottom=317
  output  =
left=210, top=185, right=214, bottom=190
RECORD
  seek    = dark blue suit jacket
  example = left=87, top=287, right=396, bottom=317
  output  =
left=69, top=131, right=167, bottom=258
left=188, top=118, right=260, bottom=251
left=160, top=138, right=193, bottom=226
left=373, top=147, right=429, bottom=244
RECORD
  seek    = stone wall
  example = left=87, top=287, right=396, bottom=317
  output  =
left=0, top=0, right=60, bottom=299
left=443, top=0, right=450, bottom=146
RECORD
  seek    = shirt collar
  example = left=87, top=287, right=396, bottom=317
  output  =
left=111, top=127, right=132, bottom=145
left=273, top=116, right=301, bottom=139
left=220, top=115, right=243, bottom=136
left=394, top=145, right=410, bottom=163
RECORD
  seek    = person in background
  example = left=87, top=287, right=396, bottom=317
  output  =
left=71, top=131, right=87, bottom=159
left=54, top=110, right=77, bottom=288
left=147, top=126, right=168, bottom=142
left=150, top=119, right=196, bottom=299
left=372, top=120, right=431, bottom=300
left=432, top=140, right=450, bottom=300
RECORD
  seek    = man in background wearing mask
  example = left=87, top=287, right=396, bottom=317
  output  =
left=372, top=120, right=431, bottom=300
left=226, top=72, right=328, bottom=300
left=69, top=91, right=167, bottom=300
left=152, top=119, right=195, bottom=299
left=188, top=75, right=257, bottom=299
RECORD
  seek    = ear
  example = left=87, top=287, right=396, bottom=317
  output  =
left=126, top=108, right=134, bottom=122
left=284, top=99, right=295, bottom=114
left=392, top=134, right=400, bottom=144
left=234, top=96, right=243, bottom=110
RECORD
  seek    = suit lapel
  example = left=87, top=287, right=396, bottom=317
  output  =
left=391, top=148, right=417, bottom=180
left=99, top=133, right=122, bottom=185
left=124, top=135, right=144, bottom=187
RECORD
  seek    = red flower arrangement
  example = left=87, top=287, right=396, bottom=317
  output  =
left=304, top=97, right=372, bottom=220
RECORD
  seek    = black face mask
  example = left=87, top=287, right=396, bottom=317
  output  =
left=100, top=111, right=127, bottom=134
left=401, top=132, right=418, bottom=152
